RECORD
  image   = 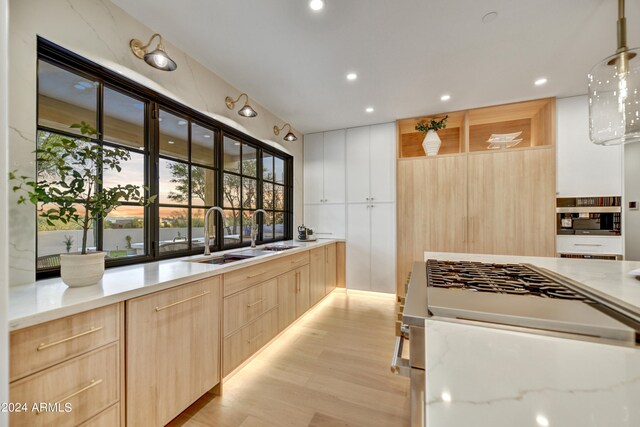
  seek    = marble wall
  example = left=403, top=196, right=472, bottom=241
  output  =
left=8, top=0, right=304, bottom=286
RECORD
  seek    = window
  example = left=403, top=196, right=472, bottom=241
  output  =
left=35, top=40, right=293, bottom=276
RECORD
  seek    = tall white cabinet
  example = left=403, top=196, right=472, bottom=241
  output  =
left=303, top=130, right=346, bottom=239
left=304, top=122, right=396, bottom=293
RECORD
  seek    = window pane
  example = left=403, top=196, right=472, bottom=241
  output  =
left=242, top=211, right=254, bottom=242
left=263, top=182, right=274, bottom=210
left=275, top=212, right=285, bottom=239
left=224, top=136, right=241, bottom=172
left=274, top=185, right=285, bottom=210
left=263, top=153, right=274, bottom=181
left=36, top=203, right=94, bottom=270
left=159, top=207, right=189, bottom=253
left=223, top=173, right=241, bottom=209
left=159, top=158, right=189, bottom=205
left=36, top=131, right=92, bottom=198
left=262, top=211, right=274, bottom=241
left=242, top=143, right=257, bottom=177
left=274, top=157, right=285, bottom=184
left=191, top=208, right=216, bottom=250
left=38, top=60, right=97, bottom=134
left=242, top=178, right=257, bottom=209
left=191, top=123, right=215, bottom=167
left=159, top=110, right=188, bottom=161
left=223, top=209, right=242, bottom=246
left=103, top=87, right=145, bottom=150
left=103, top=149, right=144, bottom=189
left=191, top=166, right=215, bottom=206
left=104, top=205, right=145, bottom=258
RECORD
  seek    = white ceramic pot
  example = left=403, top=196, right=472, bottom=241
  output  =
left=59, top=252, right=106, bottom=287
left=422, top=129, right=442, bottom=156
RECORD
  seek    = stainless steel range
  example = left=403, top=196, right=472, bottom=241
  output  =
left=392, top=260, right=640, bottom=427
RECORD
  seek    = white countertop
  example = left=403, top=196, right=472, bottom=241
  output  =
left=422, top=252, right=640, bottom=427
left=9, top=239, right=340, bottom=331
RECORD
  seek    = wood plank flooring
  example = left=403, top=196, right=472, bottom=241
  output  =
left=167, top=290, right=410, bottom=427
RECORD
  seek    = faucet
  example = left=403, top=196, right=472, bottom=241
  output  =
left=251, top=209, right=267, bottom=248
left=203, top=206, right=225, bottom=256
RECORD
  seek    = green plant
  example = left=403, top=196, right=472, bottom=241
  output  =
left=10, top=122, right=157, bottom=255
left=415, top=115, right=449, bottom=134
left=63, top=235, right=74, bottom=253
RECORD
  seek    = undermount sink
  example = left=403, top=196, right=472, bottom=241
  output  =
left=263, top=245, right=299, bottom=251
left=195, top=252, right=256, bottom=265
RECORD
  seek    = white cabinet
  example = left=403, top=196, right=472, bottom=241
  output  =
left=556, top=96, right=622, bottom=197
left=304, top=204, right=346, bottom=239
left=346, top=123, right=396, bottom=203
left=303, top=130, right=345, bottom=204
left=346, top=203, right=396, bottom=293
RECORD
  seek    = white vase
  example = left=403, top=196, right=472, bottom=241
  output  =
left=59, top=252, right=106, bottom=287
left=422, top=130, right=442, bottom=156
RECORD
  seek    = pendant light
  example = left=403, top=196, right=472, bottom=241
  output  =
left=273, top=123, right=298, bottom=141
left=588, top=0, right=640, bottom=145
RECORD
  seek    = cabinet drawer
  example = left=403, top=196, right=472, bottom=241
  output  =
left=78, top=403, right=120, bottom=427
left=223, top=308, right=279, bottom=377
left=557, top=235, right=623, bottom=255
left=224, top=251, right=309, bottom=296
left=10, top=343, right=119, bottom=427
left=10, top=304, right=120, bottom=382
left=224, top=278, right=278, bottom=336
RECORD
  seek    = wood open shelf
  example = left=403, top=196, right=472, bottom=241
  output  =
left=396, top=98, right=555, bottom=158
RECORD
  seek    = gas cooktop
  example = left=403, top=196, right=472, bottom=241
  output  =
left=424, top=259, right=639, bottom=344
left=426, top=260, right=591, bottom=301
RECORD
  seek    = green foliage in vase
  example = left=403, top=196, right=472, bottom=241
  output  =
left=415, top=115, right=449, bottom=134
left=10, top=122, right=157, bottom=255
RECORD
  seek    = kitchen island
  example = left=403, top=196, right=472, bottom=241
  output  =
left=422, top=252, right=640, bottom=427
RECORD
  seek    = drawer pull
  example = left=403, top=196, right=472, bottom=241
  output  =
left=37, top=326, right=103, bottom=351
left=247, top=332, right=263, bottom=344
left=247, top=272, right=262, bottom=279
left=574, top=243, right=603, bottom=247
left=155, top=291, right=210, bottom=312
left=36, top=378, right=103, bottom=414
left=247, top=299, right=263, bottom=308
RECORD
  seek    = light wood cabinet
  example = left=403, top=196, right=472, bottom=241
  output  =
left=224, top=277, right=278, bottom=336
left=309, top=247, right=326, bottom=305
left=9, top=304, right=123, bottom=427
left=277, top=265, right=310, bottom=331
left=78, top=404, right=120, bottom=427
left=467, top=149, right=556, bottom=257
left=126, top=277, right=221, bottom=427
left=325, top=243, right=337, bottom=294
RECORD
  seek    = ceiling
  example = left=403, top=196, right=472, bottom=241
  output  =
left=112, top=0, right=640, bottom=134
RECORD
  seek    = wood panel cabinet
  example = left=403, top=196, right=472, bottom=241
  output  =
left=467, top=149, right=556, bottom=257
left=309, top=247, right=326, bottom=305
left=126, top=277, right=220, bottom=427
left=277, top=265, right=310, bottom=331
left=325, top=243, right=337, bottom=294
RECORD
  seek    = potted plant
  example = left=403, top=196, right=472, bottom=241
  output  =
left=415, top=115, right=448, bottom=156
left=10, top=122, right=156, bottom=287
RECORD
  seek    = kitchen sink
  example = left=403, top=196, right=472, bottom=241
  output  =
left=263, top=244, right=299, bottom=251
left=195, top=253, right=256, bottom=265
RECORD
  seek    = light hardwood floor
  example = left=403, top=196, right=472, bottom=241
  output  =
left=168, top=290, right=410, bottom=427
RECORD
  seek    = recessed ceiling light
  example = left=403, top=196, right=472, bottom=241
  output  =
left=365, top=107, right=374, bottom=113
left=309, top=0, right=324, bottom=11
left=346, top=73, right=358, bottom=81
left=177, top=120, right=187, bottom=126
left=168, top=140, right=175, bottom=145
left=441, top=94, right=451, bottom=101
left=482, top=11, right=498, bottom=24
left=535, top=78, right=548, bottom=86
left=536, top=415, right=550, bottom=427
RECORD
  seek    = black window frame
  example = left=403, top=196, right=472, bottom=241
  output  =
left=35, top=38, right=293, bottom=279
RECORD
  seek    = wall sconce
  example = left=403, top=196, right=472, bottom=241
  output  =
left=130, top=33, right=177, bottom=71
left=225, top=93, right=258, bottom=118
left=273, top=123, right=298, bottom=142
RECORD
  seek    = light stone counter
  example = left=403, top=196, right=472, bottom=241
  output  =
left=9, top=239, right=340, bottom=331
left=423, top=252, right=640, bottom=427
